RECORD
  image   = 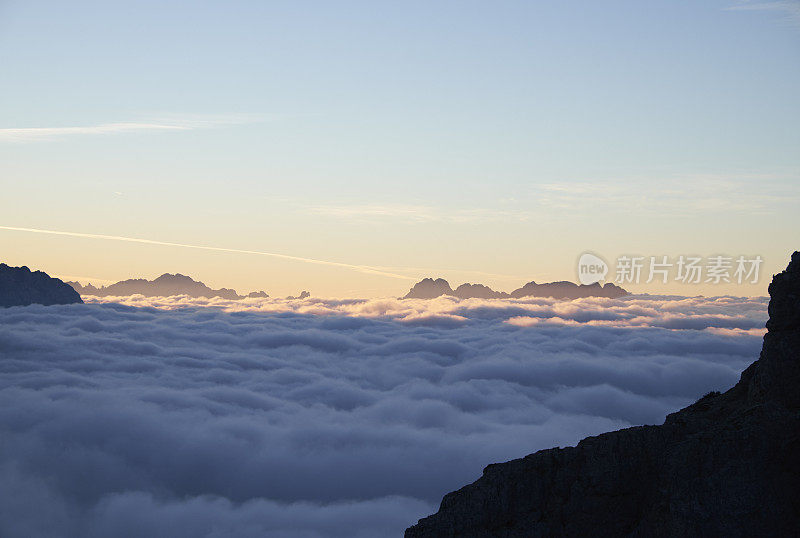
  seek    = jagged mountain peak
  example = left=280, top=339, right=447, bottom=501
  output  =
left=403, top=277, right=628, bottom=300
left=67, top=273, right=265, bottom=300
left=0, top=263, right=83, bottom=307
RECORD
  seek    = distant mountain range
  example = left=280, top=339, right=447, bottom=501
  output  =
left=65, top=272, right=625, bottom=301
left=66, top=273, right=277, bottom=300
left=403, top=277, right=627, bottom=300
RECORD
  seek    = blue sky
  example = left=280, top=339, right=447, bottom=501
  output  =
left=1, top=0, right=798, bottom=296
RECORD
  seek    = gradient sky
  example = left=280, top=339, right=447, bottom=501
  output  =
left=1, top=0, right=798, bottom=297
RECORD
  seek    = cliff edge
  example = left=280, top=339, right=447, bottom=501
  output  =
left=0, top=263, right=83, bottom=307
left=406, top=252, right=800, bottom=537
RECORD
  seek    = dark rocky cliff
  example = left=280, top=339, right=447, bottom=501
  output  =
left=406, top=252, right=800, bottom=537
left=0, top=263, right=83, bottom=307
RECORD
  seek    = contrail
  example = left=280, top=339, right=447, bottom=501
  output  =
left=0, top=225, right=417, bottom=281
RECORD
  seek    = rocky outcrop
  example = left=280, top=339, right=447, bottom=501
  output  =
left=453, top=283, right=507, bottom=299
left=285, top=291, right=311, bottom=300
left=0, top=263, right=83, bottom=307
left=404, top=278, right=456, bottom=299
left=67, top=273, right=261, bottom=300
left=509, top=280, right=627, bottom=300
left=246, top=290, right=270, bottom=299
left=406, top=252, right=800, bottom=538
left=403, top=278, right=628, bottom=300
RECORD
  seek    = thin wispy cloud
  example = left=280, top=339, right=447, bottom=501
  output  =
left=0, top=226, right=417, bottom=281
left=0, top=115, right=259, bottom=143
left=309, top=204, right=440, bottom=221
left=307, top=203, right=532, bottom=223
left=371, top=265, right=530, bottom=284
left=305, top=174, right=797, bottom=226
left=725, top=1, right=800, bottom=25
left=533, top=175, right=799, bottom=215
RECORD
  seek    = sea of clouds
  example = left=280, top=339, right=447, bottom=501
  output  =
left=0, top=294, right=767, bottom=537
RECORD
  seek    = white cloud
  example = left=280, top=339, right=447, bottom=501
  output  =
left=0, top=122, right=189, bottom=142
left=0, top=295, right=766, bottom=536
left=0, top=115, right=258, bottom=143
left=306, top=203, right=532, bottom=223
left=534, top=175, right=798, bottom=215
left=308, top=204, right=441, bottom=221
left=725, top=1, right=800, bottom=25
left=82, top=293, right=769, bottom=333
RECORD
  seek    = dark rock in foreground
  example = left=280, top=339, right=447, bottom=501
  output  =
left=403, top=278, right=627, bottom=300
left=406, top=252, right=800, bottom=537
left=0, top=263, right=83, bottom=307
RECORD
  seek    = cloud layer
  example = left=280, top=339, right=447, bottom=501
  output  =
left=0, top=295, right=766, bottom=537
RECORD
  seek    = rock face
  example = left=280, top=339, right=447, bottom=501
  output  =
left=68, top=273, right=251, bottom=300
left=406, top=252, right=800, bottom=538
left=403, top=278, right=627, bottom=300
left=404, top=278, right=456, bottom=299
left=509, top=280, right=627, bottom=300
left=0, top=263, right=83, bottom=307
left=454, top=283, right=507, bottom=300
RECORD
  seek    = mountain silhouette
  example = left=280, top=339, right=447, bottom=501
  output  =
left=0, top=263, right=83, bottom=307
left=246, top=290, right=270, bottom=299
left=406, top=252, right=800, bottom=537
left=509, top=280, right=627, bottom=300
left=67, top=273, right=260, bottom=300
left=404, top=278, right=456, bottom=299
left=404, top=278, right=627, bottom=300
left=285, top=291, right=311, bottom=300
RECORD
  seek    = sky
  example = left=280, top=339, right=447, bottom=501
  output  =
left=1, top=0, right=798, bottom=297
